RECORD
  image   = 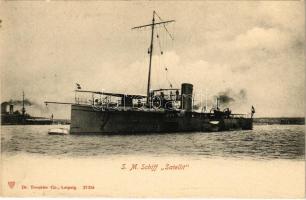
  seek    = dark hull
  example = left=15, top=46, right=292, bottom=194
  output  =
left=70, top=104, right=253, bottom=134
left=1, top=114, right=53, bottom=125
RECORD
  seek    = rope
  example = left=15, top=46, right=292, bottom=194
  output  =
left=154, top=12, right=176, bottom=89
left=155, top=11, right=174, bottom=40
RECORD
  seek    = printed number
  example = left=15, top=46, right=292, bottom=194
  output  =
left=83, top=185, right=95, bottom=190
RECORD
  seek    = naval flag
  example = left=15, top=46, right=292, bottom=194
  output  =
left=76, top=83, right=81, bottom=90
left=251, top=106, right=255, bottom=114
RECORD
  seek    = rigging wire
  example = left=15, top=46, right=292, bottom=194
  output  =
left=156, top=17, right=175, bottom=89
left=143, top=12, right=176, bottom=91
left=156, top=28, right=162, bottom=89
left=155, top=12, right=174, bottom=41
left=156, top=27, right=173, bottom=89
left=156, top=31, right=163, bottom=55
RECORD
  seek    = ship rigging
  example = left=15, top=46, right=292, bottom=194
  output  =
left=132, top=10, right=175, bottom=105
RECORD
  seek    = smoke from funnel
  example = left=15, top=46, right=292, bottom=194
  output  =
left=218, top=94, right=235, bottom=104
left=215, top=88, right=247, bottom=106
left=7, top=99, right=32, bottom=106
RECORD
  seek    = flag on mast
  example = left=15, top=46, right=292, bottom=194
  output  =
left=76, top=83, right=81, bottom=90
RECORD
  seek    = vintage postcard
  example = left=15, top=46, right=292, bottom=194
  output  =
left=0, top=0, right=305, bottom=198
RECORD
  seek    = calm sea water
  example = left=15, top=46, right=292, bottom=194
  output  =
left=1, top=125, right=305, bottom=160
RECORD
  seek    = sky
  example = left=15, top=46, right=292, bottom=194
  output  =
left=0, top=1, right=305, bottom=118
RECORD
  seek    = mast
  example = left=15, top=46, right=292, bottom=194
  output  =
left=21, top=91, right=26, bottom=124
left=22, top=91, right=25, bottom=116
left=132, top=11, right=175, bottom=106
left=216, top=97, right=219, bottom=110
left=147, top=11, right=155, bottom=105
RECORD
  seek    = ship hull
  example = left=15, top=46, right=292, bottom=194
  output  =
left=1, top=114, right=53, bottom=125
left=70, top=104, right=253, bottom=134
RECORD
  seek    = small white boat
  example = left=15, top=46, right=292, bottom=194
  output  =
left=209, top=121, right=220, bottom=125
left=48, top=128, right=69, bottom=135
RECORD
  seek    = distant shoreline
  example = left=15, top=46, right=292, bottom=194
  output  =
left=253, top=117, right=305, bottom=125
